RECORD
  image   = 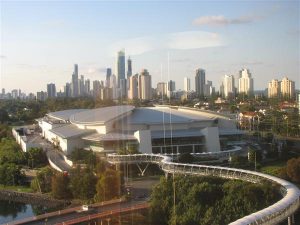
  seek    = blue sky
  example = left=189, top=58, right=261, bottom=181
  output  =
left=0, top=0, right=299, bottom=93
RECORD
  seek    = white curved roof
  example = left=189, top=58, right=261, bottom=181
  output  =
left=70, top=105, right=135, bottom=125
left=47, top=109, right=88, bottom=121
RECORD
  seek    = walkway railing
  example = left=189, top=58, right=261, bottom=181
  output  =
left=107, top=153, right=300, bottom=225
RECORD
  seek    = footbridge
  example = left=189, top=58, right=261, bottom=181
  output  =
left=107, top=153, right=300, bottom=225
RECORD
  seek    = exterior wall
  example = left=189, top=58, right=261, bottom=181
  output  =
left=134, top=130, right=152, bottom=154
left=201, top=127, right=221, bottom=152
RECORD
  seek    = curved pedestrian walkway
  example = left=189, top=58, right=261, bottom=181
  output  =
left=107, top=153, right=300, bottom=225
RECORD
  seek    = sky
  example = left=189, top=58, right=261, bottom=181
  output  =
left=0, top=0, right=299, bottom=93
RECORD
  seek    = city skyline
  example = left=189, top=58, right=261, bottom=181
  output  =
left=0, top=1, right=299, bottom=93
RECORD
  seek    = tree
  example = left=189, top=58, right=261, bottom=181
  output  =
left=95, top=169, right=122, bottom=201
left=70, top=166, right=97, bottom=200
left=150, top=176, right=280, bottom=225
left=26, top=148, right=48, bottom=168
left=51, top=173, right=71, bottom=199
left=286, top=157, right=300, bottom=183
left=0, top=163, right=25, bottom=185
left=31, top=166, right=53, bottom=193
left=0, top=109, right=9, bottom=123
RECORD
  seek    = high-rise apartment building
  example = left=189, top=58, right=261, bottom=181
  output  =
left=128, top=74, right=138, bottom=99
left=238, top=68, right=253, bottom=96
left=281, top=77, right=295, bottom=99
left=156, top=82, right=167, bottom=96
left=64, top=83, right=71, bottom=97
left=138, top=69, right=152, bottom=100
left=47, top=83, right=56, bottom=98
left=11, top=89, right=19, bottom=99
left=204, top=80, right=214, bottom=97
left=223, top=75, right=235, bottom=98
left=268, top=79, right=280, bottom=98
left=36, top=91, right=47, bottom=101
left=127, top=57, right=132, bottom=79
left=195, top=68, right=206, bottom=97
left=106, top=68, right=112, bottom=88
left=116, top=50, right=125, bottom=86
left=71, top=64, right=79, bottom=97
left=93, top=80, right=101, bottom=98
left=184, top=77, right=191, bottom=92
left=79, top=75, right=85, bottom=96
left=85, top=79, right=90, bottom=95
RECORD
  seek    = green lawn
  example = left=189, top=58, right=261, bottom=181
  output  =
left=259, top=160, right=286, bottom=177
left=0, top=184, right=33, bottom=193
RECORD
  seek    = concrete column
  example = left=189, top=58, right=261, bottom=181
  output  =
left=288, top=215, right=294, bottom=225
left=192, top=145, right=195, bottom=153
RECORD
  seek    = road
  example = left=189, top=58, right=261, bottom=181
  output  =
left=27, top=132, right=72, bottom=172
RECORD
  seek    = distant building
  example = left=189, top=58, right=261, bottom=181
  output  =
left=64, top=83, right=71, bottom=97
left=84, top=79, right=90, bottom=96
left=47, top=83, right=56, bottom=98
left=204, top=80, right=215, bottom=97
left=138, top=69, right=152, bottom=100
left=128, top=74, right=138, bottom=99
left=268, top=79, right=280, bottom=98
left=71, top=64, right=79, bottom=97
left=195, top=68, right=206, bottom=97
left=223, top=75, right=235, bottom=99
left=167, top=80, right=176, bottom=98
left=238, top=69, right=253, bottom=96
left=11, top=89, right=19, bottom=99
left=281, top=77, right=295, bottom=99
left=184, top=77, right=191, bottom=92
left=127, top=57, right=132, bottom=79
left=79, top=75, right=85, bottom=96
left=156, top=82, right=167, bottom=97
left=36, top=91, right=47, bottom=101
left=106, top=68, right=112, bottom=88
left=116, top=50, right=125, bottom=86
left=93, top=80, right=101, bottom=98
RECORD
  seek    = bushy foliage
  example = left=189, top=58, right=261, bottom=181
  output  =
left=286, top=157, right=300, bottom=183
left=0, top=163, right=25, bottom=185
left=69, top=166, right=97, bottom=200
left=31, top=166, right=54, bottom=193
left=150, top=176, right=280, bottom=225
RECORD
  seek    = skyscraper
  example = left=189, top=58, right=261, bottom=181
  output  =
left=281, top=77, right=295, bottom=99
left=268, top=79, right=280, bottom=98
left=223, top=75, right=235, bottom=98
left=116, top=50, right=125, bottom=86
left=138, top=69, right=152, bottom=100
left=204, top=80, right=214, bottom=97
left=106, top=68, right=112, bottom=87
left=184, top=77, right=191, bottom=92
left=79, top=75, right=85, bottom=96
left=195, top=68, right=206, bottom=97
left=72, top=64, right=79, bottom=97
left=47, top=83, right=56, bottom=98
left=238, top=68, right=253, bottom=96
left=156, top=82, right=167, bottom=96
left=128, top=74, right=138, bottom=99
left=127, top=57, right=132, bottom=79
left=64, top=83, right=71, bottom=97
left=85, top=79, right=90, bottom=95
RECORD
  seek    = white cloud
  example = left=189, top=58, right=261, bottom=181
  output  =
left=193, top=15, right=261, bottom=27
left=108, top=31, right=225, bottom=56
